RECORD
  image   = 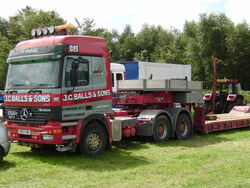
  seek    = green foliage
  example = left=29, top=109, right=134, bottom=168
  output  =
left=1, top=8, right=249, bottom=90
left=0, top=35, right=12, bottom=89
left=8, top=6, right=65, bottom=44
left=0, top=6, right=65, bottom=89
left=240, top=90, right=250, bottom=104
left=184, top=14, right=236, bottom=88
left=0, top=17, right=8, bottom=37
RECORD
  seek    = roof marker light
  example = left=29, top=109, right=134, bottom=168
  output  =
left=31, top=24, right=73, bottom=37
left=36, top=28, right=42, bottom=36
left=54, top=24, right=74, bottom=31
left=48, top=26, right=55, bottom=34
left=31, top=28, right=37, bottom=37
left=42, top=27, right=48, bottom=35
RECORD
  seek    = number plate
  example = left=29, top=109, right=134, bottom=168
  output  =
left=18, top=129, right=31, bottom=135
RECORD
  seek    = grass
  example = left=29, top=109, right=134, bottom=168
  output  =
left=1, top=128, right=250, bottom=188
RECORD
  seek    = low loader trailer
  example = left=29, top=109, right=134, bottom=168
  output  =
left=2, top=24, right=250, bottom=156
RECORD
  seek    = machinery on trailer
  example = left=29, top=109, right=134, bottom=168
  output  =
left=2, top=25, right=250, bottom=156
left=203, top=58, right=244, bottom=114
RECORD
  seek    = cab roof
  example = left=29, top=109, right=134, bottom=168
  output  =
left=15, top=35, right=108, bottom=56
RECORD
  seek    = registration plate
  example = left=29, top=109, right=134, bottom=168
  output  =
left=18, top=129, right=31, bottom=135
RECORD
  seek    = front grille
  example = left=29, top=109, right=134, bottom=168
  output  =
left=5, top=106, right=52, bottom=124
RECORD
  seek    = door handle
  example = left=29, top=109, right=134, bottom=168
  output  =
left=86, top=105, right=92, bottom=110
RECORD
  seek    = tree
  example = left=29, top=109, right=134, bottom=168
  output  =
left=0, top=35, right=12, bottom=88
left=8, top=6, right=65, bottom=44
left=74, top=17, right=120, bottom=61
left=135, top=24, right=162, bottom=61
left=0, top=6, right=65, bottom=89
left=0, top=17, right=8, bottom=37
left=184, top=13, right=236, bottom=88
left=117, top=25, right=137, bottom=61
left=231, top=22, right=250, bottom=89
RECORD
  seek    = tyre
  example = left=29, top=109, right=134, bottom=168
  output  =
left=152, top=115, right=172, bottom=142
left=0, top=148, right=3, bottom=163
left=77, top=123, right=107, bottom=156
left=176, top=113, right=192, bottom=140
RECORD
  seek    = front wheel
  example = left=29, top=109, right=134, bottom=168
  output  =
left=152, top=115, right=172, bottom=142
left=176, top=113, right=192, bottom=140
left=77, top=123, right=107, bottom=156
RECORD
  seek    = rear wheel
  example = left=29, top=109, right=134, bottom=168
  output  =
left=77, top=123, right=107, bottom=156
left=176, top=113, right=192, bottom=140
left=152, top=115, right=172, bottom=142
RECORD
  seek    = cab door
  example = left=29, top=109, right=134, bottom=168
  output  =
left=61, top=55, right=93, bottom=121
left=91, top=56, right=112, bottom=114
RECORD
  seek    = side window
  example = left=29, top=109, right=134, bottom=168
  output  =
left=112, top=73, right=114, bottom=87
left=116, top=73, right=123, bottom=80
left=92, top=56, right=106, bottom=89
left=65, top=57, right=89, bottom=87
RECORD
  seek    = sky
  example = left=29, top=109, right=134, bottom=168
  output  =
left=0, top=0, right=249, bottom=33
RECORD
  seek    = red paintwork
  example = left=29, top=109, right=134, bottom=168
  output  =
left=226, top=94, right=236, bottom=102
left=229, top=106, right=250, bottom=114
left=130, top=128, right=136, bottom=136
left=122, top=129, right=131, bottom=137
left=15, top=35, right=107, bottom=56
left=104, top=115, right=113, bottom=144
left=4, top=88, right=112, bottom=107
left=203, top=94, right=212, bottom=101
left=122, top=127, right=137, bottom=137
left=116, top=91, right=174, bottom=105
left=212, top=57, right=217, bottom=113
left=7, top=120, right=72, bottom=144
left=193, top=107, right=250, bottom=133
left=6, top=35, right=113, bottom=146
left=13, top=35, right=111, bottom=97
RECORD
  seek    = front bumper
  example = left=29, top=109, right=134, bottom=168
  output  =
left=7, top=121, right=64, bottom=145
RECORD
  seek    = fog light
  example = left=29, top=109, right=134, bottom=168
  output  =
left=42, top=135, right=53, bottom=141
left=53, top=129, right=61, bottom=133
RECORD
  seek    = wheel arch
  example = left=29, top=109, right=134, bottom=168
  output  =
left=137, top=109, right=174, bottom=136
left=80, top=114, right=111, bottom=150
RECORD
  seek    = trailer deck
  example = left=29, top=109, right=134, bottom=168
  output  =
left=194, top=106, right=250, bottom=133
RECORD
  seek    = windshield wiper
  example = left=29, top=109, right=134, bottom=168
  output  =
left=28, top=84, right=53, bottom=93
left=6, top=84, right=28, bottom=93
left=12, top=84, right=28, bottom=87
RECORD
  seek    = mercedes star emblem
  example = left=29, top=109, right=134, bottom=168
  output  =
left=20, top=109, right=29, bottom=120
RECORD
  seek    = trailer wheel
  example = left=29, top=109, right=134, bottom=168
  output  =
left=152, top=115, right=172, bottom=142
left=77, top=123, right=107, bottom=156
left=176, top=113, right=192, bottom=140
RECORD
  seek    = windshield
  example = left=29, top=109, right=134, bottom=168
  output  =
left=6, top=59, right=61, bottom=89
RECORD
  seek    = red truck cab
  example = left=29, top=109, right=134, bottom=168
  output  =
left=5, top=26, right=113, bottom=155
